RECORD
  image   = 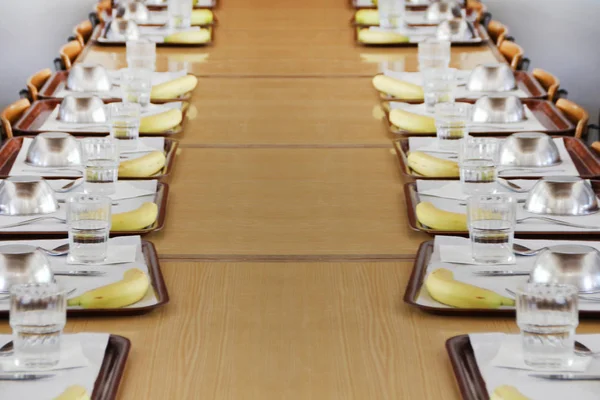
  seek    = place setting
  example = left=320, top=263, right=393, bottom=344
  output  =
left=354, top=2, right=477, bottom=27
left=110, top=1, right=215, bottom=27
left=142, top=0, right=218, bottom=11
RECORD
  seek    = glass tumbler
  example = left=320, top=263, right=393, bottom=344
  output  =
left=418, top=38, right=451, bottom=70
left=168, top=0, right=193, bottom=29
left=434, top=102, right=471, bottom=150
left=377, top=0, right=406, bottom=29
left=126, top=40, right=156, bottom=71
left=81, top=138, right=120, bottom=196
left=109, top=102, right=141, bottom=151
left=67, top=194, right=111, bottom=264
left=516, top=283, right=579, bottom=369
left=467, top=193, right=516, bottom=264
left=422, top=67, right=457, bottom=113
left=120, top=68, right=152, bottom=108
left=9, top=283, right=67, bottom=368
left=459, top=137, right=500, bottom=195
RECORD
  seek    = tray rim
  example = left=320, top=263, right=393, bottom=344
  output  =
left=136, top=8, right=218, bottom=27
left=445, top=334, right=489, bottom=400
left=91, top=23, right=213, bottom=48
left=92, top=334, right=131, bottom=400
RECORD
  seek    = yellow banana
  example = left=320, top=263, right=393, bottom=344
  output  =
left=407, top=151, right=459, bottom=177
left=357, top=29, right=410, bottom=44
left=67, top=268, right=150, bottom=309
left=389, top=108, right=435, bottom=133
left=491, top=386, right=531, bottom=400
left=191, top=9, right=214, bottom=25
left=151, top=75, right=198, bottom=100
left=372, top=75, right=424, bottom=100
left=164, top=29, right=211, bottom=44
left=140, top=108, right=182, bottom=134
left=355, top=9, right=379, bottom=25
left=111, top=202, right=158, bottom=231
left=425, top=268, right=515, bottom=309
left=53, top=385, right=90, bottom=400
left=416, top=201, right=467, bottom=231
left=119, top=151, right=166, bottom=178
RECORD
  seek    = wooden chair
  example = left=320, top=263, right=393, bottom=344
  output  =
left=556, top=98, right=589, bottom=139
left=532, top=68, right=567, bottom=102
left=466, top=0, right=491, bottom=27
left=487, top=20, right=509, bottom=46
left=498, top=40, right=526, bottom=71
left=20, top=68, right=53, bottom=102
left=70, top=20, right=93, bottom=46
left=0, top=99, right=30, bottom=139
left=95, top=0, right=112, bottom=24
left=56, top=40, right=83, bottom=71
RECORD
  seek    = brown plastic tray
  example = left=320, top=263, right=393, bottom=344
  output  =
left=92, top=23, right=213, bottom=47
left=376, top=70, right=547, bottom=102
left=0, top=137, right=178, bottom=182
left=349, top=0, right=464, bottom=10
left=404, top=180, right=600, bottom=239
left=384, top=99, right=575, bottom=136
left=93, top=335, right=131, bottom=400
left=446, top=335, right=490, bottom=400
left=138, top=10, right=218, bottom=27
left=393, top=137, right=600, bottom=181
left=145, top=0, right=218, bottom=10
left=354, top=23, right=488, bottom=47
left=12, top=99, right=187, bottom=137
left=38, top=71, right=192, bottom=104
left=351, top=7, right=478, bottom=27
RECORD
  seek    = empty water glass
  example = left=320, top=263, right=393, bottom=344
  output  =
left=516, top=283, right=578, bottom=369
left=10, top=283, right=67, bottom=368
left=377, top=0, right=406, bottom=29
left=81, top=138, right=120, bottom=195
left=467, top=193, right=516, bottom=264
left=459, top=137, right=500, bottom=195
left=418, top=38, right=451, bottom=70
left=120, top=68, right=152, bottom=108
left=109, top=102, right=141, bottom=151
left=422, top=67, right=457, bottom=113
left=126, top=40, right=156, bottom=71
left=168, top=0, right=193, bottom=29
left=67, top=194, right=111, bottom=264
left=434, top=102, right=470, bottom=150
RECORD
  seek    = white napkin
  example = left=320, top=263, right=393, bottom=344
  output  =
left=383, top=69, right=472, bottom=86
left=67, top=244, right=137, bottom=265
left=0, top=341, right=89, bottom=372
left=439, top=245, right=516, bottom=265
left=368, top=25, right=482, bottom=43
left=99, top=26, right=202, bottom=44
left=196, top=0, right=214, bottom=5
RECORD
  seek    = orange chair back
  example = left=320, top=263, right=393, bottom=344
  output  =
left=26, top=68, right=52, bottom=102
left=487, top=20, right=508, bottom=46
left=74, top=20, right=93, bottom=46
left=498, top=41, right=524, bottom=71
left=556, top=98, right=589, bottom=138
left=59, top=40, right=84, bottom=70
left=532, top=68, right=560, bottom=102
left=0, top=98, right=31, bottom=139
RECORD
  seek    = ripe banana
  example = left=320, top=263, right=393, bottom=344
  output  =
left=119, top=151, right=166, bottom=178
left=355, top=9, right=379, bottom=25
left=140, top=108, right=182, bottom=134
left=415, top=201, right=467, bottom=231
left=151, top=75, right=198, bottom=100
left=357, top=29, right=410, bottom=44
left=53, top=385, right=90, bottom=400
left=389, top=108, right=435, bottom=133
left=67, top=268, right=150, bottom=309
left=191, top=9, right=214, bottom=25
left=372, top=75, right=424, bottom=100
left=407, top=151, right=459, bottom=177
left=112, top=202, right=158, bottom=231
left=491, top=386, right=531, bottom=400
left=164, top=29, right=211, bottom=44
left=425, top=268, right=515, bottom=308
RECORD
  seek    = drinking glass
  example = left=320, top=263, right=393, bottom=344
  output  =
left=467, top=193, right=516, bottom=264
left=109, top=102, right=141, bottom=151
left=9, top=283, right=67, bottom=368
left=516, top=283, right=578, bottom=369
left=422, top=68, right=457, bottom=113
left=377, top=0, right=406, bottom=29
left=120, top=68, right=152, bottom=108
left=67, top=194, right=111, bottom=264
left=168, top=0, right=193, bottom=29
left=434, top=102, right=470, bottom=150
left=418, top=38, right=451, bottom=70
left=126, top=40, right=156, bottom=71
left=459, top=137, right=500, bottom=195
left=81, top=138, right=120, bottom=195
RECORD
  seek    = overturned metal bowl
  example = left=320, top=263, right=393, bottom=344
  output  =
left=530, top=245, right=600, bottom=293
left=25, top=132, right=82, bottom=168
left=116, top=1, right=150, bottom=23
left=106, top=19, right=140, bottom=41
left=466, top=64, right=517, bottom=92
left=471, top=96, right=525, bottom=124
left=436, top=19, right=471, bottom=41
left=524, top=176, right=599, bottom=216
left=58, top=95, right=107, bottom=123
left=0, top=176, right=59, bottom=216
left=425, top=2, right=460, bottom=23
left=144, top=0, right=167, bottom=5
left=499, top=132, right=561, bottom=167
left=66, top=64, right=111, bottom=93
left=0, top=244, right=53, bottom=292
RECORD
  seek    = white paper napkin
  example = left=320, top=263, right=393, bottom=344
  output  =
left=439, top=245, right=516, bottom=265
left=67, top=244, right=137, bottom=265
left=0, top=341, right=89, bottom=372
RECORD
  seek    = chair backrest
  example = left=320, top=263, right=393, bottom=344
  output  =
left=59, top=40, right=84, bottom=71
left=487, top=20, right=508, bottom=46
left=0, top=98, right=31, bottom=139
left=532, top=68, right=560, bottom=102
left=26, top=68, right=53, bottom=102
left=96, top=0, right=112, bottom=23
left=591, top=142, right=600, bottom=154
left=466, top=0, right=488, bottom=24
left=556, top=98, right=589, bottom=139
left=498, top=41, right=523, bottom=71
left=74, top=20, right=93, bottom=46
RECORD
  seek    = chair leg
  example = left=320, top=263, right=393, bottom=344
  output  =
left=54, top=57, right=65, bottom=72
left=519, top=57, right=531, bottom=71
left=18, top=89, right=31, bottom=103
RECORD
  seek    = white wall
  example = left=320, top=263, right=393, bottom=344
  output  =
left=0, top=0, right=97, bottom=109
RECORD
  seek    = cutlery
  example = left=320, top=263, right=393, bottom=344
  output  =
left=0, top=216, right=66, bottom=230
left=0, top=340, right=13, bottom=356
left=474, top=270, right=530, bottom=277
left=505, top=288, right=600, bottom=302
left=499, top=168, right=565, bottom=175
left=23, top=168, right=83, bottom=175
left=54, top=178, right=84, bottom=193
left=575, top=341, right=600, bottom=357
left=54, top=270, right=106, bottom=277
left=497, top=178, right=529, bottom=193
left=469, top=126, right=527, bottom=131
left=513, top=243, right=547, bottom=256
left=517, top=216, right=597, bottom=230
left=38, top=243, right=70, bottom=257
left=0, top=373, right=55, bottom=381
left=56, top=124, right=109, bottom=130
left=529, top=373, right=600, bottom=381
left=59, top=198, right=119, bottom=206
left=0, top=288, right=76, bottom=300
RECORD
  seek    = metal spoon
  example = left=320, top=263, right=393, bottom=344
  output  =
left=54, top=178, right=83, bottom=193
left=0, top=341, right=14, bottom=357
left=575, top=341, right=600, bottom=357
left=505, top=288, right=600, bottom=302
left=513, top=243, right=547, bottom=256
left=0, top=288, right=76, bottom=301
left=497, top=178, right=529, bottom=193
left=38, top=243, right=70, bottom=257
left=517, top=216, right=598, bottom=230
left=53, top=270, right=106, bottom=277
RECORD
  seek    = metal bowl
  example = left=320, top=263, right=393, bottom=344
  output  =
left=471, top=96, right=526, bottom=124
left=524, top=176, right=599, bottom=216
left=144, top=0, right=167, bottom=5
left=466, top=64, right=517, bottom=92
left=25, top=132, right=82, bottom=168
left=499, top=132, right=561, bottom=167
left=436, top=19, right=471, bottom=41
left=0, top=244, right=53, bottom=292
left=530, top=245, right=600, bottom=293
left=66, top=64, right=112, bottom=92
left=0, top=176, right=59, bottom=216
left=425, top=2, right=460, bottom=23
left=115, top=1, right=150, bottom=23
left=106, top=19, right=140, bottom=41
left=58, top=95, right=107, bottom=123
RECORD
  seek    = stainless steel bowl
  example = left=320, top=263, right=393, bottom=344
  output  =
left=25, top=132, right=82, bottom=168
left=530, top=245, right=600, bottom=293
left=58, top=95, right=107, bottom=123
left=436, top=19, right=471, bottom=41
left=66, top=64, right=111, bottom=92
left=499, top=132, right=561, bottom=167
left=524, top=176, right=599, bottom=216
left=466, top=64, right=517, bottom=92
left=0, top=244, right=53, bottom=292
left=471, top=96, right=526, bottom=124
left=116, top=1, right=150, bottom=23
left=106, top=19, right=140, bottom=41
left=425, top=2, right=460, bottom=23
left=0, top=176, right=59, bottom=216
